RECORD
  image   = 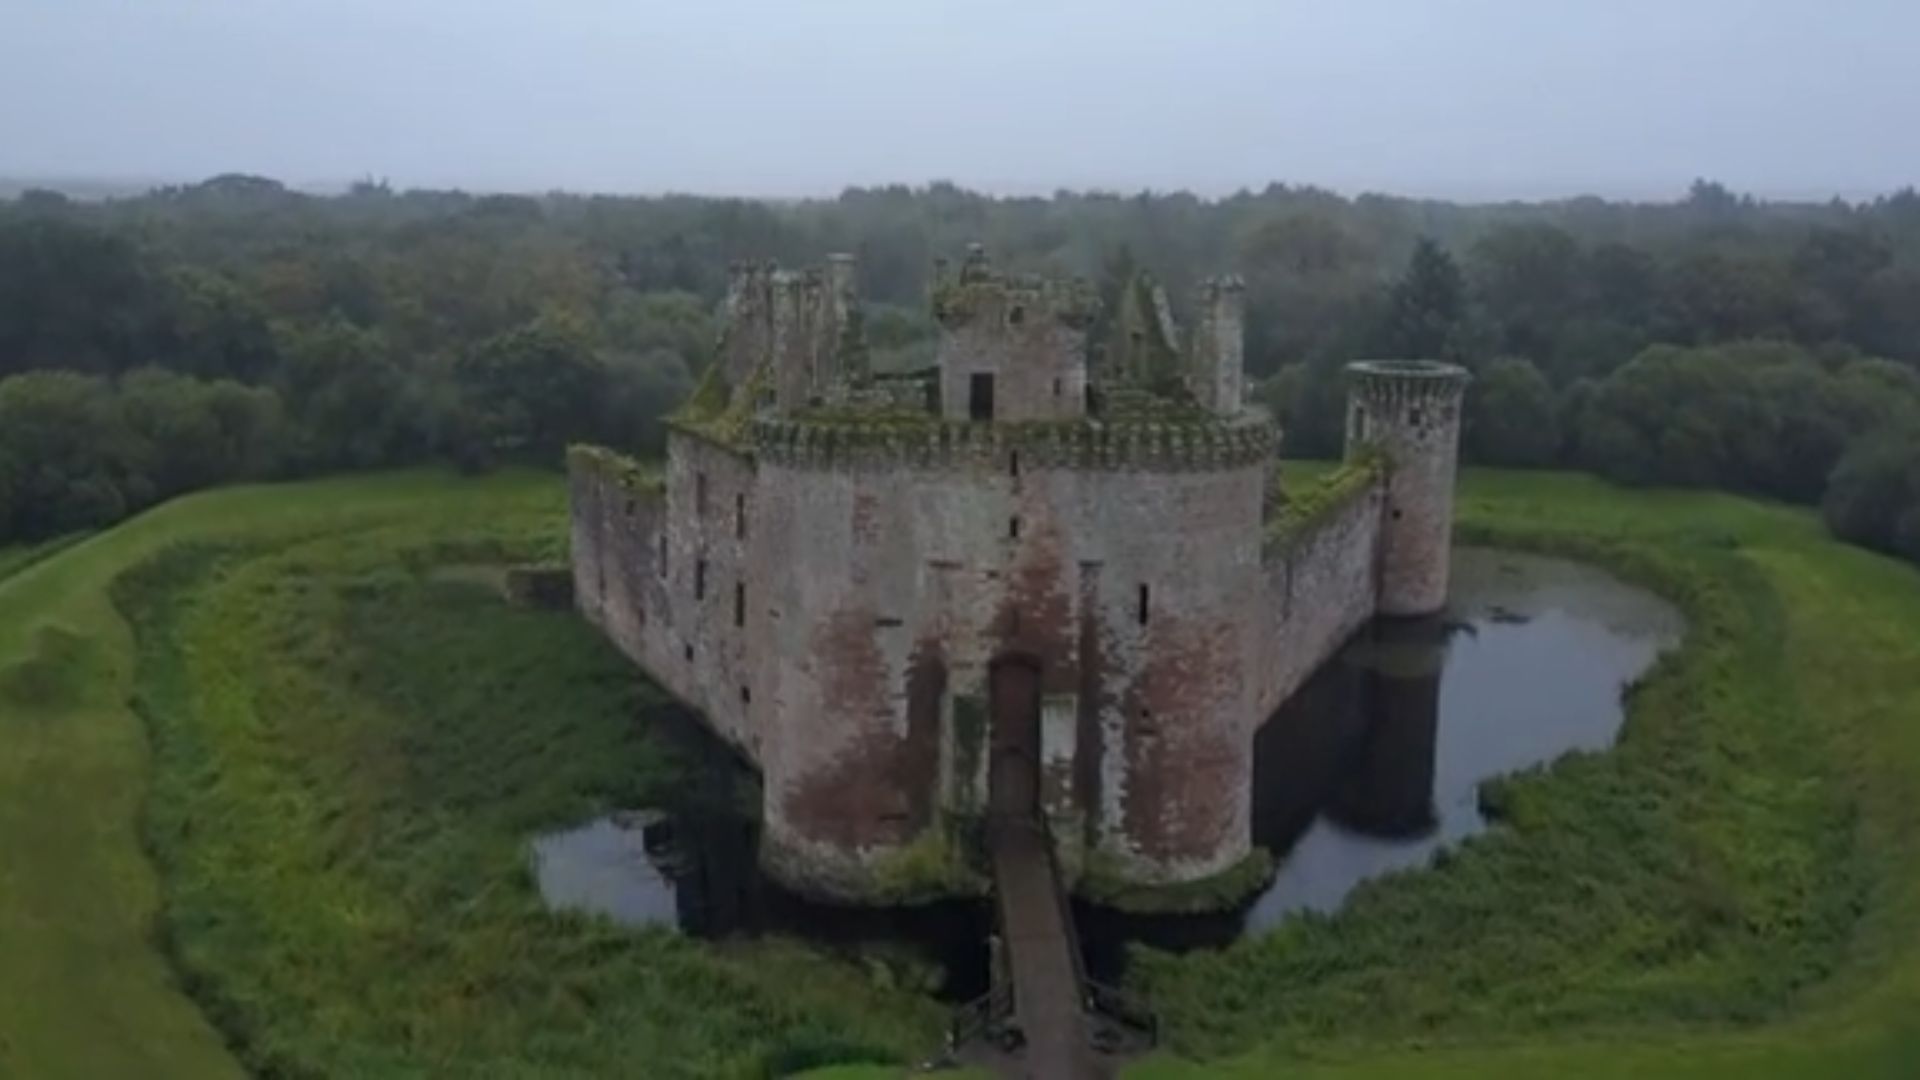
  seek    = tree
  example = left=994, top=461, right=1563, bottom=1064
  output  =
left=0, top=371, right=136, bottom=536
left=153, top=267, right=278, bottom=381
left=1464, top=357, right=1560, bottom=467
left=1823, top=429, right=1920, bottom=562
left=276, top=316, right=414, bottom=469
left=455, top=310, right=609, bottom=461
left=1468, top=224, right=1581, bottom=360
left=1378, top=238, right=1468, bottom=363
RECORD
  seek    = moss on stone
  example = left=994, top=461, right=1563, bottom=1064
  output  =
left=669, top=361, right=766, bottom=450
left=868, top=822, right=989, bottom=904
left=565, top=444, right=664, bottom=496
left=1077, top=846, right=1276, bottom=915
left=1265, top=448, right=1384, bottom=551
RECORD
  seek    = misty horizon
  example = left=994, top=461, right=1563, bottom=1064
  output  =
left=4, top=1, right=1915, bottom=205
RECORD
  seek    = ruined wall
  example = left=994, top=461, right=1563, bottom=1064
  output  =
left=568, top=436, right=761, bottom=758
left=750, top=428, right=1271, bottom=893
left=1255, top=478, right=1387, bottom=722
left=569, top=448, right=664, bottom=671
left=1187, top=277, right=1246, bottom=414
left=717, top=259, right=859, bottom=412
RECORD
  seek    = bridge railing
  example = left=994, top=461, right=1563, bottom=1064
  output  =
left=947, top=981, right=1018, bottom=1054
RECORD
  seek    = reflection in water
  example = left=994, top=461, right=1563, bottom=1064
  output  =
left=1249, top=547, right=1681, bottom=930
left=1083, top=547, right=1682, bottom=969
left=531, top=703, right=991, bottom=1000
left=535, top=548, right=1681, bottom=991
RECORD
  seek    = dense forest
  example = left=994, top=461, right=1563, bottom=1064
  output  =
left=1, top=175, right=1917, bottom=565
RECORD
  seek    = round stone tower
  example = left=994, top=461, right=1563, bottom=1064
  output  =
left=1344, top=360, right=1471, bottom=617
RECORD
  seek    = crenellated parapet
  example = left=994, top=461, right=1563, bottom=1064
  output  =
left=1345, top=360, right=1471, bottom=451
left=749, top=412, right=1277, bottom=471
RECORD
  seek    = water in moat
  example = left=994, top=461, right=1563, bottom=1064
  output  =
left=531, top=547, right=1681, bottom=995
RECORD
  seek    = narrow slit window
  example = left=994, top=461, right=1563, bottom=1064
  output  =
left=733, top=582, right=746, bottom=627
left=1137, top=584, right=1151, bottom=626
left=695, top=559, right=707, bottom=600
left=1052, top=377, right=1063, bottom=397
left=657, top=534, right=667, bottom=578
left=1009, top=451, right=1020, bottom=478
left=735, top=493, right=747, bottom=539
left=695, top=472, right=709, bottom=516
left=1009, top=516, right=1021, bottom=540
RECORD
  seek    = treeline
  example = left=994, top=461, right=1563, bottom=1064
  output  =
left=1, top=174, right=1918, bottom=563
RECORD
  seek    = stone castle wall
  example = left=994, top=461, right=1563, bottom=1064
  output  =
left=1255, top=479, right=1387, bottom=721
left=753, top=449, right=1270, bottom=891
left=570, top=435, right=758, bottom=755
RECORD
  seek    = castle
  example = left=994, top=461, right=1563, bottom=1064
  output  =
left=568, top=246, right=1468, bottom=905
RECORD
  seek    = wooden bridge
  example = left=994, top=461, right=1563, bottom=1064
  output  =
left=942, top=660, right=1158, bottom=1078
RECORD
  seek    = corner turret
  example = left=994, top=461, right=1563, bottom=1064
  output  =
left=1344, top=360, right=1471, bottom=616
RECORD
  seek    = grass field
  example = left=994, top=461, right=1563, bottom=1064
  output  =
left=2, top=467, right=1918, bottom=1078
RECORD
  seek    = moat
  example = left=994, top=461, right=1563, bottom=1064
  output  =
left=532, top=546, right=1682, bottom=997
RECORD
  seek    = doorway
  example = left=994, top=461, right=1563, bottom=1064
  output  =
left=969, top=372, right=996, bottom=422
left=988, top=656, right=1041, bottom=820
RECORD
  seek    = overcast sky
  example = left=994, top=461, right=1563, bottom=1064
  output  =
left=2, top=0, right=1914, bottom=202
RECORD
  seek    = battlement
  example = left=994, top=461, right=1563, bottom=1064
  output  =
left=1347, top=360, right=1472, bottom=410
left=749, top=410, right=1275, bottom=471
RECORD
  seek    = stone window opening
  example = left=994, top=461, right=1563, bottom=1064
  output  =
left=695, top=558, right=708, bottom=600
left=683, top=642, right=693, bottom=662
left=657, top=534, right=667, bottom=578
left=624, top=498, right=636, bottom=517
left=969, top=372, right=995, bottom=422
left=735, top=493, right=747, bottom=539
left=1009, top=450, right=1020, bottom=478
left=734, top=581, right=746, bottom=627
left=740, top=684, right=751, bottom=705
left=1409, top=407, right=1424, bottom=426
left=1052, top=377, right=1062, bottom=398
left=695, top=472, right=709, bottom=516
left=1007, top=305, right=1025, bottom=326
left=1137, top=583, right=1151, bottom=626
left=1009, top=516, right=1021, bottom=540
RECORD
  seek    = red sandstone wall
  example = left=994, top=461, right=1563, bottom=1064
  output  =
left=752, top=448, right=1267, bottom=892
